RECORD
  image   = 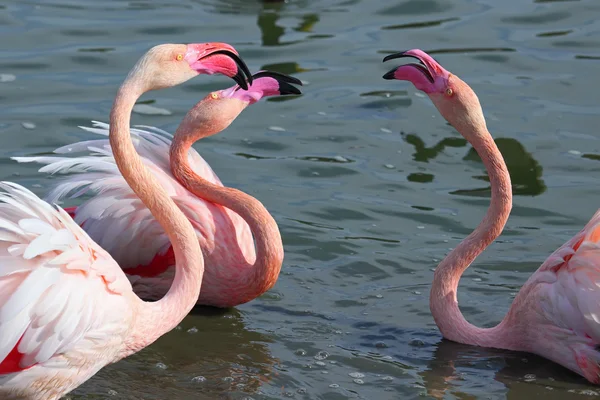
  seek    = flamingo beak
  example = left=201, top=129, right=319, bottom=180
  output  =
left=185, top=43, right=253, bottom=90
left=224, top=70, right=302, bottom=104
left=382, top=49, right=450, bottom=94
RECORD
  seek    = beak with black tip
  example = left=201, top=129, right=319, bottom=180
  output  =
left=204, top=49, right=253, bottom=90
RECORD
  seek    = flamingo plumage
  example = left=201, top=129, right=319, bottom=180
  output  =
left=383, top=49, right=600, bottom=384
left=14, top=71, right=300, bottom=308
left=0, top=42, right=253, bottom=399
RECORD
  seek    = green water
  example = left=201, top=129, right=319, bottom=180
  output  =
left=1, top=0, right=600, bottom=398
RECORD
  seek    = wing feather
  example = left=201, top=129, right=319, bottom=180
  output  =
left=0, top=182, right=131, bottom=371
left=12, top=121, right=253, bottom=273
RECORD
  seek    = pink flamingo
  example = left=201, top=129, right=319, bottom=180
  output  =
left=383, top=49, right=600, bottom=383
left=0, top=42, right=253, bottom=399
left=14, top=72, right=300, bottom=308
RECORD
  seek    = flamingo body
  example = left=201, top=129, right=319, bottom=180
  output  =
left=16, top=71, right=301, bottom=308
left=383, top=49, right=600, bottom=383
left=0, top=182, right=132, bottom=399
left=18, top=122, right=255, bottom=304
left=0, top=42, right=256, bottom=398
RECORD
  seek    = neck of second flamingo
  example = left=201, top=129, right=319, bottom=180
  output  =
left=169, top=132, right=284, bottom=307
left=429, top=125, right=518, bottom=349
left=109, top=80, right=204, bottom=355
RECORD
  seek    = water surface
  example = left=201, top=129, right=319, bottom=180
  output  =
left=1, top=0, right=600, bottom=398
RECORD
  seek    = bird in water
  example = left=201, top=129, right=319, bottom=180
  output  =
left=0, top=42, right=254, bottom=399
left=383, top=49, right=600, bottom=384
left=15, top=71, right=301, bottom=308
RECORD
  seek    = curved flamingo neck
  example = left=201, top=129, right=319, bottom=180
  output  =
left=109, top=80, right=204, bottom=355
left=169, top=131, right=283, bottom=306
left=430, top=124, right=518, bottom=349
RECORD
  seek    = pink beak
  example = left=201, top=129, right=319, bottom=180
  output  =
left=222, top=70, right=302, bottom=104
left=185, top=42, right=252, bottom=90
left=382, top=49, right=450, bottom=94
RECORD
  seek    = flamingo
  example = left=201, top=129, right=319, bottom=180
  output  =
left=14, top=72, right=301, bottom=308
left=0, top=42, right=254, bottom=399
left=383, top=49, right=600, bottom=383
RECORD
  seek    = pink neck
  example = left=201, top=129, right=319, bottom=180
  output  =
left=109, top=80, right=204, bottom=355
left=169, top=131, right=283, bottom=306
left=430, top=124, right=518, bottom=349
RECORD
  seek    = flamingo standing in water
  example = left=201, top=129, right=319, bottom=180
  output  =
left=15, top=71, right=300, bottom=308
left=383, top=49, right=600, bottom=383
left=0, top=42, right=254, bottom=399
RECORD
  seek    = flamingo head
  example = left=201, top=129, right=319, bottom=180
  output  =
left=177, top=70, right=302, bottom=139
left=131, top=43, right=252, bottom=92
left=383, top=49, right=486, bottom=134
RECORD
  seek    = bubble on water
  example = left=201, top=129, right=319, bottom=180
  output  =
left=317, top=111, right=327, bottom=115
left=22, top=122, right=36, bottom=130
left=375, top=294, right=383, bottom=298
left=381, top=376, right=394, bottom=381
left=315, top=361, right=326, bottom=366
left=155, top=362, right=167, bottom=370
left=133, top=104, right=171, bottom=116
left=329, top=360, right=337, bottom=364
left=295, top=349, right=307, bottom=356
left=413, top=291, right=421, bottom=295
left=417, top=225, right=424, bottom=229
left=353, top=379, right=364, bottom=384
left=314, top=351, right=329, bottom=360
left=333, top=155, right=348, bottom=162
left=107, top=389, right=118, bottom=396
left=472, top=278, right=482, bottom=282
left=524, top=374, right=536, bottom=382
left=380, top=128, right=393, bottom=133
left=578, top=389, right=599, bottom=395
left=321, top=371, right=329, bottom=374
left=329, top=383, right=340, bottom=388
left=349, top=372, right=365, bottom=379
left=0, top=74, right=16, bottom=83
left=384, top=164, right=395, bottom=169
left=191, top=376, right=206, bottom=383
left=297, top=388, right=307, bottom=394
left=568, top=150, right=581, bottom=155
left=311, top=171, right=320, bottom=176
left=187, top=326, right=198, bottom=334
left=269, top=126, right=286, bottom=132
left=222, top=376, right=234, bottom=382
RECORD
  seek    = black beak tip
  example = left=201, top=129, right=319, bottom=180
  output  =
left=279, top=82, right=302, bottom=96
left=382, top=69, right=396, bottom=80
left=382, top=51, right=408, bottom=63
left=233, top=71, right=249, bottom=90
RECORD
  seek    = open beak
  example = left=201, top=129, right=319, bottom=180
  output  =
left=248, top=71, right=303, bottom=95
left=382, top=49, right=449, bottom=93
left=382, top=50, right=434, bottom=82
left=203, top=49, right=253, bottom=90
left=185, top=43, right=253, bottom=90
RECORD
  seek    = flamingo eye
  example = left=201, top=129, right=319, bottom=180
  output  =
left=176, top=54, right=183, bottom=61
left=445, top=88, right=453, bottom=97
left=210, top=92, right=219, bottom=99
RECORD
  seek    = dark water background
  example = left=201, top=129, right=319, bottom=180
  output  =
left=1, top=0, right=600, bottom=398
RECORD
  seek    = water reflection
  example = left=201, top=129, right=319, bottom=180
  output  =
left=461, top=138, right=546, bottom=197
left=421, top=339, right=594, bottom=399
left=71, top=308, right=276, bottom=399
left=404, top=133, right=546, bottom=196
